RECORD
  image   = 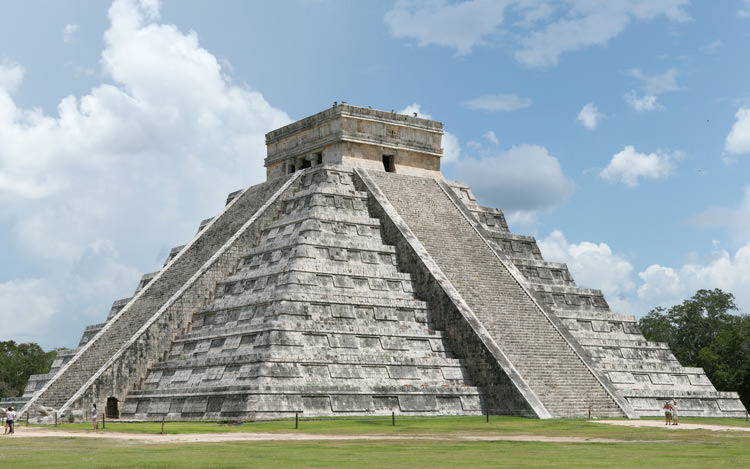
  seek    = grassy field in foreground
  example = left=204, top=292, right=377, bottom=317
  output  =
left=29, top=415, right=750, bottom=441
left=1, top=416, right=748, bottom=468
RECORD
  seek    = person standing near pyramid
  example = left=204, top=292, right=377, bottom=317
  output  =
left=663, top=401, right=672, bottom=425
left=3, top=406, right=15, bottom=434
left=91, top=403, right=98, bottom=430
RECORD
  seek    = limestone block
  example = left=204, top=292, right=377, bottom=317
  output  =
left=328, top=334, right=358, bottom=348
left=204, top=367, right=225, bottom=381
left=418, top=367, right=443, bottom=380
left=182, top=397, right=208, bottom=414
left=399, top=395, right=437, bottom=412
left=331, top=395, right=370, bottom=412
left=331, top=304, right=356, bottom=318
left=361, top=366, right=389, bottom=379
left=328, top=365, right=362, bottom=379
left=169, top=399, right=185, bottom=414
left=687, top=374, right=713, bottom=386
left=171, top=369, right=191, bottom=383
left=436, top=396, right=463, bottom=412
left=607, top=372, right=635, bottom=384
left=388, top=366, right=419, bottom=379
left=718, top=399, right=747, bottom=411
left=649, top=373, right=674, bottom=385
left=627, top=398, right=657, bottom=411
left=122, top=400, right=138, bottom=415
left=372, top=396, right=399, bottom=410
left=145, top=371, right=162, bottom=384
left=302, top=396, right=331, bottom=412
left=148, top=399, right=171, bottom=414
left=381, top=337, right=408, bottom=350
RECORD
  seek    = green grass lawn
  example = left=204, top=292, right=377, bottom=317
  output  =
left=34, top=415, right=750, bottom=441
left=2, top=416, right=748, bottom=468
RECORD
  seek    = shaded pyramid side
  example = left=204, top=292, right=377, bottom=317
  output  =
left=445, top=181, right=747, bottom=418
left=361, top=169, right=630, bottom=418
left=120, top=167, right=495, bottom=419
left=21, top=175, right=296, bottom=415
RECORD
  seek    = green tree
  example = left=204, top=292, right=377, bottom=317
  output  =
left=639, top=306, right=671, bottom=344
left=639, top=289, right=749, bottom=409
left=0, top=341, right=56, bottom=398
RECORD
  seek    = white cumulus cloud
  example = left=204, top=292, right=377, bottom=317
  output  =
left=600, top=146, right=679, bottom=187
left=384, top=0, right=689, bottom=66
left=725, top=107, right=750, bottom=155
left=384, top=0, right=510, bottom=55
left=630, top=68, right=683, bottom=95
left=739, top=0, right=750, bottom=18
left=637, top=243, right=750, bottom=313
left=453, top=143, right=575, bottom=217
left=688, top=186, right=750, bottom=248
left=624, top=90, right=662, bottom=112
left=0, top=278, right=59, bottom=342
left=577, top=103, right=604, bottom=130
left=63, top=24, right=80, bottom=43
left=624, top=68, right=683, bottom=112
left=537, top=233, right=750, bottom=317
left=483, top=130, right=499, bottom=145
left=701, top=40, right=723, bottom=53
left=461, top=93, right=531, bottom=112
left=0, top=60, right=24, bottom=94
left=441, top=132, right=461, bottom=163
left=398, top=103, right=428, bottom=118
left=538, top=230, right=635, bottom=306
left=0, top=0, right=289, bottom=347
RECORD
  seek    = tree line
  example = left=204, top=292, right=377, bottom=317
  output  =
left=639, top=288, right=750, bottom=410
left=0, top=341, right=57, bottom=398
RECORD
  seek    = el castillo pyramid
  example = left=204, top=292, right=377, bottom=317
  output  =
left=16, top=104, right=746, bottom=420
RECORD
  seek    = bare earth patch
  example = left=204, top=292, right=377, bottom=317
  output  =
left=594, top=419, right=750, bottom=432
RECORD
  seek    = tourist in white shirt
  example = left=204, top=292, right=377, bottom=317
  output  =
left=3, top=406, right=16, bottom=435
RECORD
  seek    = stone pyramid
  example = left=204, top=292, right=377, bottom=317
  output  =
left=17, top=104, right=746, bottom=420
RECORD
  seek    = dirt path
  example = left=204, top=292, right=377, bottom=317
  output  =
left=594, top=419, right=750, bottom=432
left=2, top=426, right=635, bottom=444
left=5, top=420, right=747, bottom=444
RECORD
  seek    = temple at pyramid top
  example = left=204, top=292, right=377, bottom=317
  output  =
left=265, top=103, right=445, bottom=180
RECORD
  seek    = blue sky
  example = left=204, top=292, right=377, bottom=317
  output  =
left=1, top=0, right=749, bottom=349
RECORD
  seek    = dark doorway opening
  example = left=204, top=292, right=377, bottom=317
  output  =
left=382, top=155, right=395, bottom=173
left=300, top=158, right=312, bottom=170
left=106, top=397, right=119, bottom=419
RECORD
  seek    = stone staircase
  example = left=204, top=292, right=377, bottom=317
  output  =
left=120, top=166, right=483, bottom=419
left=444, top=180, right=746, bottom=418
left=366, top=171, right=627, bottom=418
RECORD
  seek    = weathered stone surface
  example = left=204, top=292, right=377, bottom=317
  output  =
left=119, top=167, right=484, bottom=419
left=18, top=104, right=745, bottom=420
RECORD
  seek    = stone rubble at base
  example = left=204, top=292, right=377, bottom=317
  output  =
left=7, top=104, right=746, bottom=421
